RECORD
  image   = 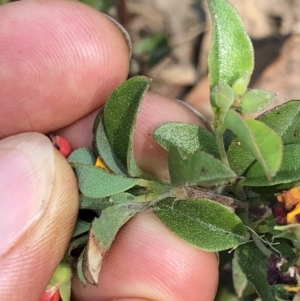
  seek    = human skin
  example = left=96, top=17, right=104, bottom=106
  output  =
left=0, top=1, right=218, bottom=300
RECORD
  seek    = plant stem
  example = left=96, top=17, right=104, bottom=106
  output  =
left=246, top=225, right=281, bottom=258
left=251, top=232, right=272, bottom=258
left=215, top=110, right=229, bottom=166
left=172, top=186, right=249, bottom=210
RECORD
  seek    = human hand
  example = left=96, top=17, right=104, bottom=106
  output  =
left=0, top=1, right=218, bottom=300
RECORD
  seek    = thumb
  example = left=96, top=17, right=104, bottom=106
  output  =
left=0, top=133, right=79, bottom=301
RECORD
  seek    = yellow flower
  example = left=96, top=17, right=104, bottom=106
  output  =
left=95, top=157, right=110, bottom=172
left=277, top=187, right=300, bottom=224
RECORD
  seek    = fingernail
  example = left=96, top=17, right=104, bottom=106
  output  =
left=0, top=133, right=54, bottom=256
left=104, top=14, right=132, bottom=58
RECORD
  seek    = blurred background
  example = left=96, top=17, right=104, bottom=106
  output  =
left=77, top=0, right=300, bottom=124
left=2, top=0, right=300, bottom=123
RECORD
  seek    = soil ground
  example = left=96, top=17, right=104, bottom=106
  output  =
left=118, top=0, right=300, bottom=122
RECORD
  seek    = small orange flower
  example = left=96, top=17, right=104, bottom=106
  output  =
left=277, top=187, right=300, bottom=224
left=95, top=156, right=110, bottom=172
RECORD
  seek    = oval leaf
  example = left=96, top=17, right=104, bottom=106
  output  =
left=258, top=100, right=300, bottom=145
left=168, top=145, right=236, bottom=186
left=72, top=219, right=91, bottom=238
left=155, top=198, right=249, bottom=251
left=73, top=165, right=144, bottom=198
left=103, top=76, right=150, bottom=177
left=244, top=144, right=300, bottom=187
left=227, top=101, right=300, bottom=175
left=240, top=89, right=277, bottom=114
left=84, top=205, right=139, bottom=284
left=225, top=110, right=283, bottom=179
left=153, top=122, right=219, bottom=158
left=68, top=148, right=96, bottom=166
left=207, top=0, right=254, bottom=88
left=235, top=242, right=276, bottom=301
left=92, top=118, right=128, bottom=176
left=232, top=72, right=251, bottom=96
left=210, top=83, right=234, bottom=110
left=232, top=254, right=255, bottom=297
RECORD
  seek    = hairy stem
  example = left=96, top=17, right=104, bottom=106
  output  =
left=172, top=186, right=248, bottom=210
left=215, top=110, right=229, bottom=166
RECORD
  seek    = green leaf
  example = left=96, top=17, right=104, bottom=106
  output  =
left=72, top=219, right=91, bottom=238
left=258, top=100, right=300, bottom=145
left=232, top=72, right=251, bottom=96
left=244, top=144, right=300, bottom=187
left=68, top=148, right=96, bottom=166
left=168, top=146, right=236, bottom=186
left=274, top=224, right=300, bottom=243
left=155, top=198, right=249, bottom=251
left=232, top=253, right=255, bottom=297
left=153, top=122, right=219, bottom=158
left=235, top=242, right=277, bottom=301
left=227, top=100, right=300, bottom=175
left=84, top=205, right=140, bottom=284
left=225, top=109, right=283, bottom=179
left=207, top=0, right=254, bottom=89
left=240, top=89, right=277, bottom=114
left=73, top=165, right=147, bottom=198
left=79, top=192, right=151, bottom=210
left=93, top=117, right=128, bottom=176
left=227, top=138, right=256, bottom=175
left=103, top=76, right=150, bottom=177
left=76, top=249, right=87, bottom=284
left=68, top=235, right=88, bottom=256
left=210, top=83, right=234, bottom=110
left=251, top=181, right=300, bottom=196
left=271, top=238, right=296, bottom=262
left=109, top=192, right=137, bottom=203
left=79, top=195, right=110, bottom=210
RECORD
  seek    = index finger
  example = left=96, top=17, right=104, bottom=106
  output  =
left=0, top=0, right=130, bottom=138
